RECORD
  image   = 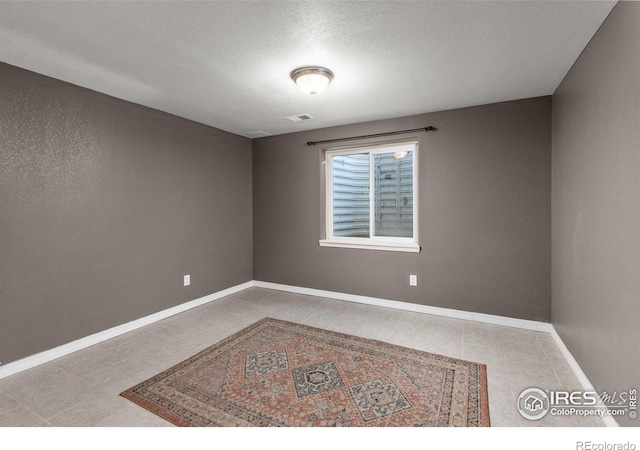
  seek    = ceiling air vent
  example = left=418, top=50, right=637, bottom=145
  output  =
left=285, top=114, right=314, bottom=123
left=245, top=131, right=271, bottom=138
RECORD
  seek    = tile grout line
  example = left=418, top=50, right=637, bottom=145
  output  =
left=45, top=363, right=123, bottom=425
left=415, top=314, right=435, bottom=351
left=0, top=390, right=27, bottom=418
left=502, top=347, right=526, bottom=427
left=0, top=389, right=49, bottom=425
left=538, top=335, right=565, bottom=389
left=500, top=346, right=521, bottom=427
left=537, top=335, right=604, bottom=427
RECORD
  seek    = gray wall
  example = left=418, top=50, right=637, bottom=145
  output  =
left=552, top=2, right=640, bottom=427
left=254, top=97, right=551, bottom=322
left=0, top=62, right=253, bottom=365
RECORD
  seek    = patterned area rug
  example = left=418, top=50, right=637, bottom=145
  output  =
left=120, top=318, right=490, bottom=426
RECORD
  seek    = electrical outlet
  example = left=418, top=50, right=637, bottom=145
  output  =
left=184, top=274, right=190, bottom=286
left=409, top=274, right=418, bottom=286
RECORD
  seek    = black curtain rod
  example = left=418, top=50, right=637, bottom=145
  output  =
left=306, top=126, right=434, bottom=146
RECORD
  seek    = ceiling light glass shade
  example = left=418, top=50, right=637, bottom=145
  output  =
left=290, top=66, right=334, bottom=95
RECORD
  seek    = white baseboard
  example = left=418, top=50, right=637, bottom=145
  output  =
left=253, top=281, right=552, bottom=332
left=550, top=327, right=619, bottom=427
left=0, top=281, right=254, bottom=380
left=256, top=281, right=618, bottom=427
left=1, top=279, right=616, bottom=427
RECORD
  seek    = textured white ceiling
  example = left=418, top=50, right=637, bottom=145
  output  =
left=0, top=1, right=615, bottom=138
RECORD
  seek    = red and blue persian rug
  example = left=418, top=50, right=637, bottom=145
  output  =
left=120, top=317, right=490, bottom=426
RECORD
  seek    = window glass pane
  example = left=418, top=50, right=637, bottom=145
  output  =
left=332, top=153, right=370, bottom=237
left=374, top=151, right=413, bottom=238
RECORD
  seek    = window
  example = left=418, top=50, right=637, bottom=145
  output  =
left=320, top=141, right=420, bottom=252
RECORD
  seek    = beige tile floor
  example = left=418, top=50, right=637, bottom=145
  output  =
left=0, top=287, right=604, bottom=427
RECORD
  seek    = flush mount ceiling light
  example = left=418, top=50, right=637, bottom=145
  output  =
left=290, top=66, right=334, bottom=95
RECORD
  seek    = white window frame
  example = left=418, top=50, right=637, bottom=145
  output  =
left=319, top=141, right=420, bottom=253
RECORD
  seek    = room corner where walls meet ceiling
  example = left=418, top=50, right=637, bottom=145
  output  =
left=0, top=1, right=615, bottom=138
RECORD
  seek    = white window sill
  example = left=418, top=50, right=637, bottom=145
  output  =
left=319, top=239, right=421, bottom=253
